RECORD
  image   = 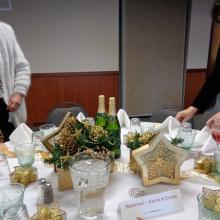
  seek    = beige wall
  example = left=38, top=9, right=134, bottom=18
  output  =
left=0, top=0, right=119, bottom=73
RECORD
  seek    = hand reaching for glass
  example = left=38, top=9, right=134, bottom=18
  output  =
left=175, top=106, right=198, bottom=123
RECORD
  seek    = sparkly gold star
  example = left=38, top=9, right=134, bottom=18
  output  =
left=42, top=112, right=77, bottom=152
left=132, top=133, right=188, bottom=186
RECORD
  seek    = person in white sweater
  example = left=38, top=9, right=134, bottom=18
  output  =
left=0, top=22, right=31, bottom=140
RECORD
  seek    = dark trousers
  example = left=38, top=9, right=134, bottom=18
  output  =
left=0, top=98, right=15, bottom=141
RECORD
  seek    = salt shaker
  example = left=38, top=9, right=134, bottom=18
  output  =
left=37, top=178, right=46, bottom=204
left=43, top=182, right=54, bottom=204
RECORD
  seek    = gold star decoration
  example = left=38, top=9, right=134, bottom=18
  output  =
left=132, top=133, right=188, bottom=186
left=42, top=112, right=76, bottom=152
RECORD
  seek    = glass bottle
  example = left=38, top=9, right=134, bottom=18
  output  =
left=105, top=97, right=121, bottom=158
left=95, top=95, right=108, bottom=127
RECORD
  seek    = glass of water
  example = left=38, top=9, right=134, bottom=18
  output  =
left=130, top=118, right=142, bottom=134
left=70, top=153, right=110, bottom=219
left=39, top=124, right=56, bottom=136
left=15, top=143, right=35, bottom=167
left=3, top=204, right=29, bottom=220
left=0, top=184, right=25, bottom=218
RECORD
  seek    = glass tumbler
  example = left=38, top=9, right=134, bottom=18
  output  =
left=3, top=204, right=29, bottom=220
left=130, top=118, right=142, bottom=134
left=70, top=153, right=110, bottom=219
left=15, top=143, right=35, bottom=167
left=39, top=124, right=56, bottom=136
left=197, top=193, right=220, bottom=220
left=0, top=184, right=25, bottom=218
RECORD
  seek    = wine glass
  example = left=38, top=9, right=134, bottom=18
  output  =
left=211, top=119, right=220, bottom=173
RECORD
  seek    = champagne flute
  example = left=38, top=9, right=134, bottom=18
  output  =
left=212, top=119, right=220, bottom=173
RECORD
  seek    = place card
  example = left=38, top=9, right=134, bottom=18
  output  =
left=119, top=189, right=183, bottom=220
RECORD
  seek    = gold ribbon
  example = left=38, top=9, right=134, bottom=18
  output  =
left=31, top=201, right=66, bottom=220
left=10, top=166, right=38, bottom=186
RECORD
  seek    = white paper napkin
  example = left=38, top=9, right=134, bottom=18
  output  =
left=155, top=116, right=181, bottom=139
left=117, top=109, right=130, bottom=130
left=155, top=116, right=216, bottom=153
left=76, top=112, right=86, bottom=122
left=9, top=123, right=33, bottom=145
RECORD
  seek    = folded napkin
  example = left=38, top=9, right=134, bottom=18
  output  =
left=76, top=112, right=86, bottom=122
left=9, top=123, right=33, bottom=146
left=155, top=116, right=216, bottom=153
left=77, top=110, right=131, bottom=130
left=117, top=109, right=130, bottom=130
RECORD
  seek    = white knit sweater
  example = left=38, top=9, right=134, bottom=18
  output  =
left=0, top=22, right=31, bottom=127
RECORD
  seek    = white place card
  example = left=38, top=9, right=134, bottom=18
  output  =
left=119, top=189, right=184, bottom=220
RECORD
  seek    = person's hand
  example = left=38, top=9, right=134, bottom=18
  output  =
left=7, top=93, right=23, bottom=112
left=206, top=112, right=220, bottom=129
left=175, top=106, right=198, bottom=122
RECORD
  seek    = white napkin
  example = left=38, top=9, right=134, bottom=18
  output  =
left=155, top=116, right=181, bottom=139
left=9, top=123, right=33, bottom=146
left=117, top=109, right=130, bottom=130
left=76, top=112, right=86, bottom=122
left=155, top=116, right=216, bottom=153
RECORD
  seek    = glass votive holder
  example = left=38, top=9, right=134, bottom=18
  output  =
left=39, top=124, right=56, bottom=136
left=197, top=193, right=220, bottom=220
left=15, top=143, right=35, bottom=167
left=130, top=118, right=142, bottom=134
left=3, top=203, right=29, bottom=220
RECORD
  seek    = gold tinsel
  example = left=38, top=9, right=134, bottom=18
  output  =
left=90, top=125, right=108, bottom=142
left=31, top=201, right=66, bottom=220
left=10, top=166, right=38, bottom=186
left=202, top=187, right=220, bottom=213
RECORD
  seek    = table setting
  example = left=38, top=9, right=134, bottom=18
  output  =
left=1, top=100, right=220, bottom=219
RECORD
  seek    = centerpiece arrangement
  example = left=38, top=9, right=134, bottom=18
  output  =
left=42, top=95, right=120, bottom=190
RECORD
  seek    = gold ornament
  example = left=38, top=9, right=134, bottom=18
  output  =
left=202, top=187, right=220, bottom=213
left=10, top=166, right=38, bottom=186
left=30, top=201, right=66, bottom=220
left=132, top=134, right=188, bottom=186
left=42, top=112, right=79, bottom=153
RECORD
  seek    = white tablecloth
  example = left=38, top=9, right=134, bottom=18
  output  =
left=0, top=124, right=220, bottom=219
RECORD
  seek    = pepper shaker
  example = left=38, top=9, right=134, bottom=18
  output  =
left=44, top=182, right=54, bottom=204
left=37, top=178, right=46, bottom=204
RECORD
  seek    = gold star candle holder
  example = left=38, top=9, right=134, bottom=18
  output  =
left=132, top=134, right=188, bottom=186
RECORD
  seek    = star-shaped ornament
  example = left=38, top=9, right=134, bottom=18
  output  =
left=42, top=112, right=78, bottom=152
left=132, top=133, right=188, bottom=186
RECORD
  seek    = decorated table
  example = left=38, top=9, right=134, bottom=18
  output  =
left=0, top=122, right=220, bottom=220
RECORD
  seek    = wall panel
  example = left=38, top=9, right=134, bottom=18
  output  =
left=184, top=69, right=207, bottom=108
left=26, top=72, right=119, bottom=126
left=122, top=0, right=189, bottom=115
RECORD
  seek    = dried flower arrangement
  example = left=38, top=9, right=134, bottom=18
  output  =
left=44, top=113, right=116, bottom=169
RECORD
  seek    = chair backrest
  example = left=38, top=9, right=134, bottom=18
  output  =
left=47, top=102, right=88, bottom=126
left=192, top=112, right=216, bottom=130
left=150, top=106, right=180, bottom=123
